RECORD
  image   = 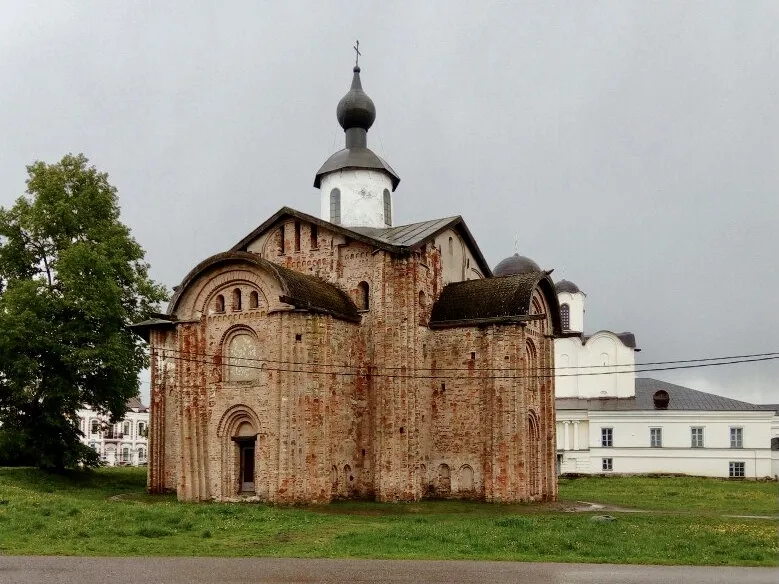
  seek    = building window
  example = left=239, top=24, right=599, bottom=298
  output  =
left=122, top=422, right=131, bottom=437
left=90, top=420, right=100, bottom=435
left=560, top=303, right=570, bottom=330
left=729, top=461, right=745, bottom=478
left=356, top=281, right=369, bottom=310
left=383, top=189, right=391, bottom=226
left=691, top=427, right=704, bottom=448
left=602, top=458, right=613, bottom=471
left=232, top=288, right=242, bottom=311
left=138, top=448, right=146, bottom=461
left=650, top=427, right=663, bottom=448
left=310, top=224, right=318, bottom=249
left=330, top=188, right=341, bottom=224
left=448, top=236, right=453, bottom=255
left=215, top=294, right=225, bottom=313
left=730, top=427, right=743, bottom=448
left=278, top=226, right=285, bottom=254
left=601, top=427, right=613, bottom=447
left=121, top=447, right=130, bottom=463
left=138, top=422, right=146, bottom=437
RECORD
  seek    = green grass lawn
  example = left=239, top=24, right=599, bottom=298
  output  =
left=0, top=467, right=776, bottom=566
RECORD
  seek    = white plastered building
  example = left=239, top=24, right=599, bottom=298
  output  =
left=77, top=397, right=149, bottom=466
left=493, top=255, right=778, bottom=479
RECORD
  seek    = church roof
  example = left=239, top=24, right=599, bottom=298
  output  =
left=167, top=251, right=361, bottom=323
left=493, top=254, right=541, bottom=277
left=429, top=271, right=562, bottom=333
left=130, top=252, right=362, bottom=340
left=555, top=279, right=583, bottom=294
left=314, top=148, right=400, bottom=190
left=556, top=378, right=766, bottom=412
left=231, top=207, right=493, bottom=276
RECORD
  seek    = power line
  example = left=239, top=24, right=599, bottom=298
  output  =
left=151, top=348, right=779, bottom=380
left=146, top=345, right=779, bottom=374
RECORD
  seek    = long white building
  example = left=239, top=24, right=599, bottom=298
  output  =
left=77, top=397, right=149, bottom=466
left=493, top=254, right=778, bottom=479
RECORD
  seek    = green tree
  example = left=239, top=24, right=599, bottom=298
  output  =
left=0, top=154, right=166, bottom=469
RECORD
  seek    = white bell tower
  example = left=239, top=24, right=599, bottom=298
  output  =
left=314, top=54, right=400, bottom=228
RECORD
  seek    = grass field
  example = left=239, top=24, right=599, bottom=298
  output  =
left=0, top=467, right=776, bottom=566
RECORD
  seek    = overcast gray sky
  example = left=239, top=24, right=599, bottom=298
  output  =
left=1, top=1, right=777, bottom=405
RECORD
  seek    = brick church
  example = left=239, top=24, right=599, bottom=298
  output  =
left=134, top=63, right=562, bottom=503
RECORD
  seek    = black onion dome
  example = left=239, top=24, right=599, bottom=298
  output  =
left=555, top=279, right=582, bottom=294
left=493, top=253, right=541, bottom=277
left=336, top=66, right=376, bottom=131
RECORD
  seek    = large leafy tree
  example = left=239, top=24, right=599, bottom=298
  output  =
left=0, top=154, right=166, bottom=469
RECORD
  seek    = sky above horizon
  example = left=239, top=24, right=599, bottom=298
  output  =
left=1, top=1, right=777, bottom=405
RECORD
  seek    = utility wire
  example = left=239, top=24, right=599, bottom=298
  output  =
left=146, top=345, right=779, bottom=374
left=152, top=348, right=779, bottom=380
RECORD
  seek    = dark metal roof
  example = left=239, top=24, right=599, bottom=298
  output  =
left=314, top=147, right=400, bottom=190
left=555, top=279, right=582, bottom=294
left=493, top=254, right=541, bottom=277
left=581, top=331, right=638, bottom=349
left=429, top=271, right=562, bottom=334
left=556, top=378, right=766, bottom=412
left=164, top=251, right=360, bottom=323
left=337, top=66, right=376, bottom=131
left=314, top=65, right=400, bottom=190
left=757, top=404, right=779, bottom=415
left=351, top=216, right=461, bottom=247
left=231, top=207, right=493, bottom=277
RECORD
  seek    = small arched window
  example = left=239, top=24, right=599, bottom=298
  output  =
left=560, top=303, right=570, bottom=330
left=448, top=236, right=453, bottom=255
left=383, top=189, right=392, bottom=226
left=232, top=289, right=242, bottom=311
left=418, top=290, right=425, bottom=308
left=357, top=281, right=370, bottom=310
left=138, top=448, right=146, bottom=461
left=330, top=188, right=341, bottom=224
left=215, top=294, right=225, bottom=313
left=249, top=291, right=259, bottom=309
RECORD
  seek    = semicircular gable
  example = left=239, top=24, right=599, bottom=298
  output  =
left=167, top=251, right=360, bottom=322
left=429, top=271, right=562, bottom=334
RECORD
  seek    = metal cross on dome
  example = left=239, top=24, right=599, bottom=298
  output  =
left=353, top=40, right=361, bottom=67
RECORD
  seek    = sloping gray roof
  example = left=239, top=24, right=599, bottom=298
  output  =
left=350, top=216, right=460, bottom=247
left=314, top=147, right=400, bottom=190
left=757, top=404, right=779, bottom=414
left=557, top=378, right=765, bottom=412
left=429, top=272, right=562, bottom=334
left=125, top=396, right=148, bottom=412
left=230, top=207, right=493, bottom=277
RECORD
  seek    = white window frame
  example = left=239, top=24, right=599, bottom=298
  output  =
left=650, top=427, right=662, bottom=448
left=730, top=427, right=743, bottom=449
left=601, top=427, right=613, bottom=447
left=691, top=427, right=704, bottom=448
left=728, top=461, right=745, bottom=478
left=602, top=458, right=613, bottom=472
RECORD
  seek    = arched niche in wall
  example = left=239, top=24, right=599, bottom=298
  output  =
left=222, top=327, right=260, bottom=383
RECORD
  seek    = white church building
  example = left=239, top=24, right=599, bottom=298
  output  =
left=493, top=254, right=778, bottom=479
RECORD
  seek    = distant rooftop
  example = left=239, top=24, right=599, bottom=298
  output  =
left=557, top=378, right=767, bottom=412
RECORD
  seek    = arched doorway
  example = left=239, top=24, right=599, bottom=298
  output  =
left=233, top=421, right=256, bottom=493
